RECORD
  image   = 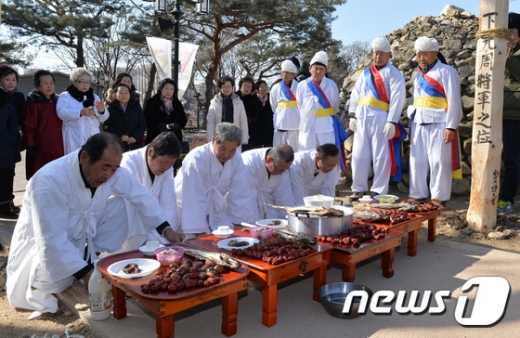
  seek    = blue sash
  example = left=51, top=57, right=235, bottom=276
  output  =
left=280, top=81, right=296, bottom=101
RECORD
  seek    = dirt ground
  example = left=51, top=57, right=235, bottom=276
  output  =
left=1, top=181, right=519, bottom=338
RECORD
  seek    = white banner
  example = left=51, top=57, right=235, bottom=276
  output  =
left=177, top=42, right=199, bottom=100
left=146, top=37, right=172, bottom=80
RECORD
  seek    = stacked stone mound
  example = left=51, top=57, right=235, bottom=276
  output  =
left=339, top=5, right=478, bottom=196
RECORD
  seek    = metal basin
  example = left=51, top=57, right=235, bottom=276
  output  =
left=287, top=205, right=353, bottom=236
left=318, top=282, right=373, bottom=319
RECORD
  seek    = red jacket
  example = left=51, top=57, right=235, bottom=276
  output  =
left=22, top=90, right=64, bottom=179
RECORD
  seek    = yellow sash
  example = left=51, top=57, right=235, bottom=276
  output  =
left=315, top=108, right=335, bottom=118
left=358, top=96, right=389, bottom=111
left=277, top=101, right=298, bottom=109
left=413, top=96, right=448, bottom=109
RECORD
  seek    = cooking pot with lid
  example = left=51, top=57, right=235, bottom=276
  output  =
left=286, top=205, right=353, bottom=237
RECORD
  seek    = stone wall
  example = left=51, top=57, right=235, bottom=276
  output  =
left=339, top=5, right=479, bottom=196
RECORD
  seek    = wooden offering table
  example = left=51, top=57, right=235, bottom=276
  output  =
left=97, top=250, right=250, bottom=338
left=325, top=229, right=403, bottom=282
left=186, top=230, right=333, bottom=327
left=370, top=209, right=442, bottom=256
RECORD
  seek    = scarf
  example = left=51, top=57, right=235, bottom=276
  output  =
left=27, top=89, right=58, bottom=104
left=257, top=93, right=267, bottom=107
left=66, top=84, right=95, bottom=107
left=221, top=93, right=234, bottom=123
left=162, top=97, right=173, bottom=116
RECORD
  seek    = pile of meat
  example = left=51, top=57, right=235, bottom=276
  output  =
left=231, top=237, right=312, bottom=265
left=317, top=224, right=389, bottom=248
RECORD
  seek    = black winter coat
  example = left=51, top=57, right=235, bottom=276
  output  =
left=0, top=88, right=20, bottom=169
left=104, top=99, right=146, bottom=151
left=237, top=90, right=259, bottom=150
left=143, top=92, right=187, bottom=144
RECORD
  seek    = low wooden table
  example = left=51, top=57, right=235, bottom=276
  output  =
left=324, top=229, right=403, bottom=282
left=363, top=209, right=442, bottom=256
left=97, top=251, right=250, bottom=338
left=185, top=230, right=333, bottom=327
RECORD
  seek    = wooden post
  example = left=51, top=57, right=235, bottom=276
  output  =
left=467, top=0, right=509, bottom=232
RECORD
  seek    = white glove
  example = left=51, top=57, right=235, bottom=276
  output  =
left=349, top=118, right=357, bottom=133
left=383, top=122, right=396, bottom=139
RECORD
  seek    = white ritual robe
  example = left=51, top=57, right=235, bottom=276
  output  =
left=175, top=143, right=256, bottom=234
left=296, top=77, right=339, bottom=151
left=349, top=63, right=406, bottom=194
left=121, top=147, right=179, bottom=242
left=407, top=61, right=462, bottom=200
left=6, top=150, right=167, bottom=315
left=270, top=80, right=300, bottom=151
left=56, top=92, right=109, bottom=154
left=290, top=150, right=340, bottom=205
left=242, top=148, right=295, bottom=220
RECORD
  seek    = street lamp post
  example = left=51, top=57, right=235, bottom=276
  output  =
left=143, top=0, right=210, bottom=85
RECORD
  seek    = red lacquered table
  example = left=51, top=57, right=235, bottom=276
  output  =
left=323, top=229, right=404, bottom=282
left=97, top=250, right=250, bottom=338
left=185, top=230, right=333, bottom=327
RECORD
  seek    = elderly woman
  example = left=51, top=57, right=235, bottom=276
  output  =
left=56, top=68, right=109, bottom=154
left=0, top=65, right=21, bottom=219
left=206, top=75, right=249, bottom=145
left=22, top=70, right=64, bottom=179
left=103, top=83, right=146, bottom=151
left=144, top=78, right=187, bottom=145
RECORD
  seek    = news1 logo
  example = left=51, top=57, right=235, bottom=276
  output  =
left=342, top=276, right=510, bottom=326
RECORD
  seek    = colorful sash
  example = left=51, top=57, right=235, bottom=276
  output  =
left=278, top=80, right=298, bottom=109
left=306, top=77, right=348, bottom=172
left=414, top=71, right=461, bottom=174
left=364, top=64, right=402, bottom=178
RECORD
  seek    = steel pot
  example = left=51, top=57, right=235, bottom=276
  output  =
left=287, top=205, right=353, bottom=236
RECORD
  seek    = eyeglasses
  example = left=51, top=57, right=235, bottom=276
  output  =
left=76, top=80, right=91, bottom=85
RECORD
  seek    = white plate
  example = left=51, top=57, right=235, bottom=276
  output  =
left=373, top=194, right=400, bottom=202
left=217, top=237, right=259, bottom=251
left=255, top=218, right=288, bottom=229
left=139, top=245, right=166, bottom=256
left=107, top=258, right=161, bottom=279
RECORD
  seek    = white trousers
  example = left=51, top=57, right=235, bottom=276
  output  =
left=273, top=130, right=299, bottom=152
left=299, top=129, right=335, bottom=152
left=351, top=115, right=390, bottom=194
left=409, top=122, right=453, bottom=201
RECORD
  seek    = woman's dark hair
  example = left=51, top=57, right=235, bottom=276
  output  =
left=33, top=70, right=55, bottom=87
left=217, top=75, right=234, bottom=89
left=112, top=72, right=136, bottom=92
left=255, top=80, right=267, bottom=91
left=0, top=64, right=19, bottom=82
left=80, top=132, right=124, bottom=164
left=238, top=76, right=255, bottom=89
left=147, top=132, right=181, bottom=160
left=157, top=78, right=178, bottom=98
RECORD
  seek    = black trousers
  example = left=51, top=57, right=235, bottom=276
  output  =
left=0, top=167, right=15, bottom=203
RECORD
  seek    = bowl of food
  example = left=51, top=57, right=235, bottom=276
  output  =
left=212, top=225, right=235, bottom=239
left=155, top=246, right=185, bottom=267
left=249, top=226, right=273, bottom=240
left=318, top=282, right=373, bottom=319
left=303, top=195, right=335, bottom=207
left=373, top=194, right=399, bottom=204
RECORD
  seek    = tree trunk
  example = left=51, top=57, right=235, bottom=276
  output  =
left=77, top=35, right=84, bottom=67
left=466, top=0, right=508, bottom=232
left=144, top=63, right=157, bottom=104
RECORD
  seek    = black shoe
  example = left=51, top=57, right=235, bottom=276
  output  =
left=10, top=201, right=20, bottom=213
left=349, top=191, right=365, bottom=202
left=0, top=210, right=18, bottom=220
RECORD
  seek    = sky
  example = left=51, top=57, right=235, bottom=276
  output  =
left=331, top=0, right=520, bottom=46
left=19, top=1, right=520, bottom=72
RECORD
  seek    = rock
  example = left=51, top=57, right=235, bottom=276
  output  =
left=452, top=178, right=470, bottom=195
left=396, top=181, right=409, bottom=194
left=508, top=215, right=520, bottom=222
left=457, top=121, right=473, bottom=138
left=462, top=138, right=472, bottom=157
left=487, top=231, right=506, bottom=240
left=461, top=95, right=474, bottom=113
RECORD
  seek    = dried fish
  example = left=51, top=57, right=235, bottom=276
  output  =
left=180, top=246, right=242, bottom=270
left=274, top=228, right=317, bottom=245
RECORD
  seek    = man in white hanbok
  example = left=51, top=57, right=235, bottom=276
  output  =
left=290, top=143, right=340, bottom=205
left=176, top=123, right=255, bottom=235
left=270, top=60, right=300, bottom=151
left=407, top=37, right=463, bottom=205
left=296, top=51, right=340, bottom=151
left=242, top=144, right=295, bottom=220
left=6, top=133, right=182, bottom=317
left=121, top=132, right=181, bottom=244
left=349, top=36, right=406, bottom=200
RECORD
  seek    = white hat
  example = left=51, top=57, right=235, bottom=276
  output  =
left=281, top=60, right=297, bottom=73
left=414, top=36, right=439, bottom=53
left=310, top=51, right=329, bottom=67
left=372, top=36, right=391, bottom=52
